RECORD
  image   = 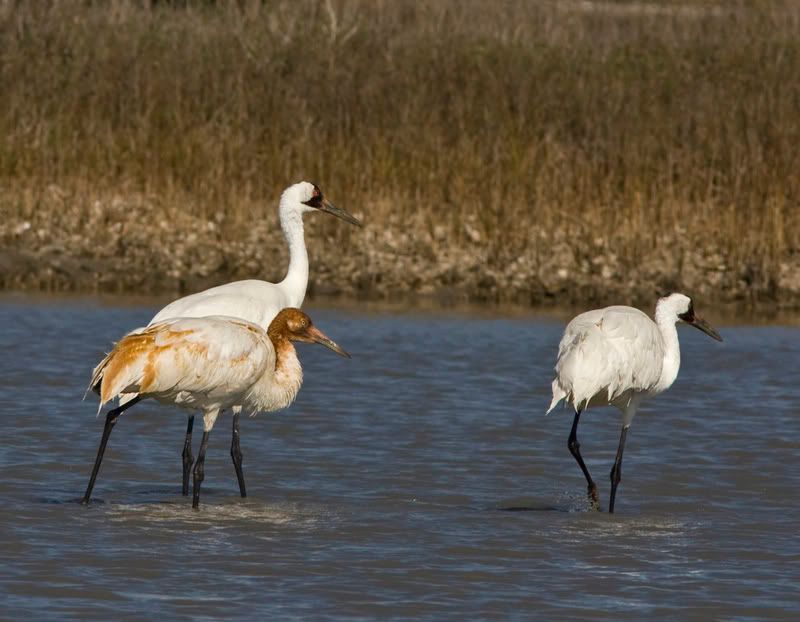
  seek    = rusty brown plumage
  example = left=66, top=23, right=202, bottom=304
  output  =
left=83, top=309, right=350, bottom=508
left=99, top=331, right=155, bottom=404
left=92, top=325, right=198, bottom=405
left=268, top=308, right=350, bottom=362
left=267, top=308, right=308, bottom=364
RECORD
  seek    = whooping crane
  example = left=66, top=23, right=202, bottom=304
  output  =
left=547, top=293, right=722, bottom=513
left=134, top=182, right=359, bottom=498
left=81, top=309, right=350, bottom=509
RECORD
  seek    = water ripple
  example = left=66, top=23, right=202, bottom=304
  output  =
left=1, top=296, right=799, bottom=619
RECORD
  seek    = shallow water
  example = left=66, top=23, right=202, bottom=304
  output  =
left=1, top=294, right=799, bottom=619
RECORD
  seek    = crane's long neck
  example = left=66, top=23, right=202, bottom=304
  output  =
left=278, top=206, right=308, bottom=308
left=249, top=339, right=303, bottom=413
left=654, top=305, right=681, bottom=393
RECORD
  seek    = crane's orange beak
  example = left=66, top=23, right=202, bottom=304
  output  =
left=303, top=325, right=351, bottom=358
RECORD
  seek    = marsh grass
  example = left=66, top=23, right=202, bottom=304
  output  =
left=1, top=0, right=798, bottom=299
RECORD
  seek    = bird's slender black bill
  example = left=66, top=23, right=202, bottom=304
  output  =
left=318, top=198, right=362, bottom=227
left=689, top=316, right=723, bottom=341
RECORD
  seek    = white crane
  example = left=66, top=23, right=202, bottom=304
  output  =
left=124, top=181, right=360, bottom=498
left=81, top=308, right=350, bottom=509
left=546, top=293, right=722, bottom=513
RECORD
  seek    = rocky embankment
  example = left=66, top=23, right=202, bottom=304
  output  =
left=2, top=192, right=799, bottom=309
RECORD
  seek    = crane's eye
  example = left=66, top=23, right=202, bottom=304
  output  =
left=302, top=184, right=323, bottom=208
left=288, top=317, right=309, bottom=333
left=303, top=193, right=323, bottom=208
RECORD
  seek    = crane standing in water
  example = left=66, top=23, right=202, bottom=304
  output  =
left=118, top=182, right=360, bottom=498
left=82, top=309, right=350, bottom=509
left=547, top=293, right=723, bottom=513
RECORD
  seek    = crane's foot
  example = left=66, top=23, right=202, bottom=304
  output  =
left=588, top=483, right=600, bottom=511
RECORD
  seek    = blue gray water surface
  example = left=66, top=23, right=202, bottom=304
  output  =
left=0, top=294, right=798, bottom=620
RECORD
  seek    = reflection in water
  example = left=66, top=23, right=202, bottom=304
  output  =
left=0, top=294, right=799, bottom=619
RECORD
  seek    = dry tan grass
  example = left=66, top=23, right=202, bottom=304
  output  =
left=0, top=0, right=798, bottom=302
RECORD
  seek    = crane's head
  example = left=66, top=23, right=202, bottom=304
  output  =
left=269, top=308, right=351, bottom=358
left=282, top=181, right=361, bottom=226
left=659, top=293, right=723, bottom=341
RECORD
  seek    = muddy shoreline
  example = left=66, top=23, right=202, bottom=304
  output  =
left=2, top=194, right=799, bottom=312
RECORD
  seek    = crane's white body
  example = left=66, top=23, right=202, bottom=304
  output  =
left=150, top=278, right=301, bottom=330
left=124, top=181, right=346, bottom=411
left=149, top=183, right=315, bottom=329
left=91, top=316, right=303, bottom=433
left=547, top=293, right=721, bottom=512
left=547, top=297, right=690, bottom=426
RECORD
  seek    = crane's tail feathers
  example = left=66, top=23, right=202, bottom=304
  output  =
left=88, top=351, right=113, bottom=394
left=85, top=350, right=116, bottom=414
left=546, top=380, right=567, bottom=415
left=87, top=330, right=151, bottom=414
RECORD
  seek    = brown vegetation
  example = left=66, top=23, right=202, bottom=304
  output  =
left=1, top=0, right=799, bottom=307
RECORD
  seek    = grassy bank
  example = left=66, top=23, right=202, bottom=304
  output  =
left=1, top=1, right=799, bottom=307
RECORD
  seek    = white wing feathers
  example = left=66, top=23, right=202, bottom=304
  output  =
left=149, top=280, right=293, bottom=329
left=148, top=319, right=270, bottom=400
left=547, top=306, right=665, bottom=413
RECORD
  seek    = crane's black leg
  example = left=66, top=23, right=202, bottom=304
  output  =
left=568, top=409, right=599, bottom=509
left=81, top=396, right=142, bottom=505
left=192, top=430, right=211, bottom=509
left=608, top=425, right=630, bottom=514
left=230, top=412, right=247, bottom=498
left=181, top=416, right=195, bottom=496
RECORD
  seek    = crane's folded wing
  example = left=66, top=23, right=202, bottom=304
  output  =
left=94, top=317, right=274, bottom=407
left=553, top=306, right=665, bottom=410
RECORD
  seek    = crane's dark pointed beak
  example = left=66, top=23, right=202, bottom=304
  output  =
left=689, top=316, right=723, bottom=342
left=306, top=326, right=351, bottom=358
left=319, top=198, right=362, bottom=227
